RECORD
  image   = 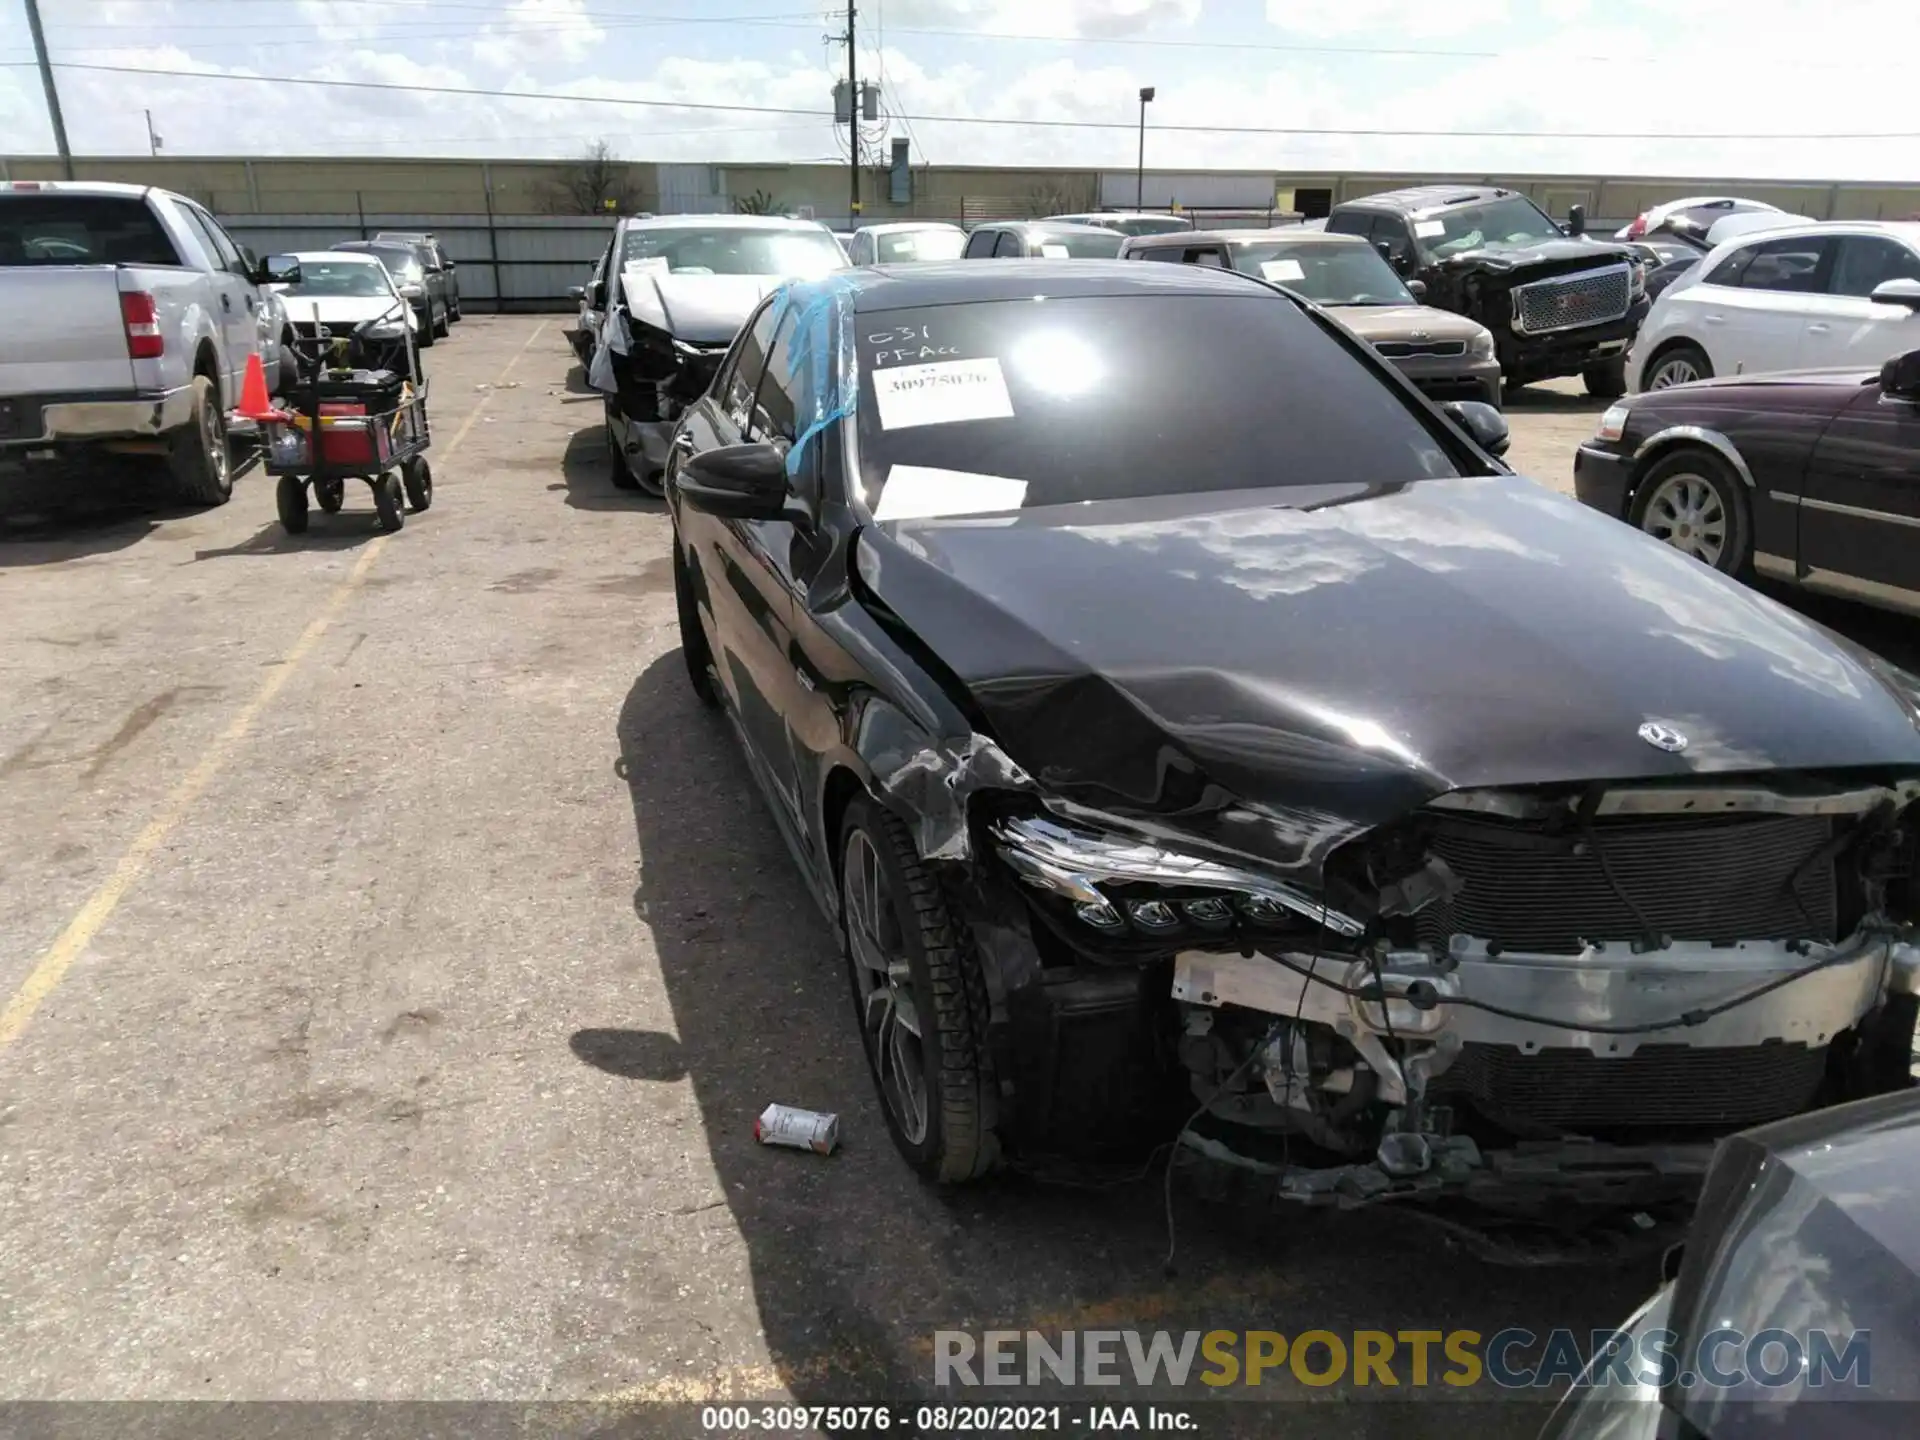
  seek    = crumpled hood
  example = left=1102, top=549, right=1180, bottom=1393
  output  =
left=623, top=270, right=779, bottom=344
left=1328, top=304, right=1489, bottom=345
left=1437, top=236, right=1635, bottom=272
left=855, top=475, right=1920, bottom=868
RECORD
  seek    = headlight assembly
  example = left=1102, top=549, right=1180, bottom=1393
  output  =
left=1468, top=330, right=1496, bottom=359
left=1595, top=402, right=1631, bottom=443
left=991, top=814, right=1364, bottom=940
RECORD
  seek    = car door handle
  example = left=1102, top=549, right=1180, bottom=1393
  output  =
left=244, top=295, right=255, bottom=312
left=220, top=293, right=232, bottom=312
left=794, top=665, right=816, bottom=694
left=671, top=431, right=696, bottom=453
left=1702, top=313, right=1725, bottom=325
left=1807, top=322, right=1831, bottom=333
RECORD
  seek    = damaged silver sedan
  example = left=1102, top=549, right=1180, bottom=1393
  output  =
left=663, top=260, right=1920, bottom=1226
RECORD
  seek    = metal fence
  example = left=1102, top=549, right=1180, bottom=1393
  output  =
left=216, top=212, right=616, bottom=312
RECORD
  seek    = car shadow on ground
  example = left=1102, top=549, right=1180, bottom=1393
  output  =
left=558, top=425, right=663, bottom=514
left=586, top=652, right=1649, bottom=1434
left=1503, top=386, right=1610, bottom=414
left=1, top=448, right=266, bottom=567
left=564, top=362, right=598, bottom=396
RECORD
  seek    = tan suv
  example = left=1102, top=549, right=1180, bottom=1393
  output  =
left=1118, top=227, right=1503, bottom=407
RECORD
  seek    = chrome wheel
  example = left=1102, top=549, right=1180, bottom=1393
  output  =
left=1648, top=355, right=1701, bottom=389
left=843, top=828, right=929, bottom=1146
left=1641, top=471, right=1727, bottom=565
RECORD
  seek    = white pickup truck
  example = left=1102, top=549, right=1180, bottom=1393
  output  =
left=0, top=180, right=294, bottom=505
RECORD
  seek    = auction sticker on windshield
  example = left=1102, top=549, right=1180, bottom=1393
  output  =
left=1260, top=258, right=1305, bottom=282
left=872, top=357, right=1015, bottom=430
left=873, top=465, right=1028, bottom=520
left=1414, top=220, right=1447, bottom=239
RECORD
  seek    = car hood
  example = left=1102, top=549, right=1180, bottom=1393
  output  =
left=1327, top=304, right=1488, bottom=344
left=1662, top=366, right=1879, bottom=393
left=855, top=475, right=1920, bottom=866
left=1436, top=236, right=1634, bottom=272
left=281, top=295, right=411, bottom=328
left=622, top=268, right=781, bottom=343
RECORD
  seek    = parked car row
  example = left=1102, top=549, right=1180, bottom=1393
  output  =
left=0, top=181, right=465, bottom=510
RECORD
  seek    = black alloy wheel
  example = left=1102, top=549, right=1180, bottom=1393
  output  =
left=838, top=795, right=999, bottom=1184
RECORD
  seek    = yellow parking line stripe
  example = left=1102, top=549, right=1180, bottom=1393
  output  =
left=0, top=320, right=550, bottom=1057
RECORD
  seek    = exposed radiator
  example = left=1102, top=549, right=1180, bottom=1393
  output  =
left=1432, top=1040, right=1831, bottom=1135
left=1415, top=812, right=1838, bottom=954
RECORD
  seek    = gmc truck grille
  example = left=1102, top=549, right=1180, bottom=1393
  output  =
left=1375, top=339, right=1467, bottom=358
left=1414, top=812, right=1838, bottom=954
left=1512, top=264, right=1632, bottom=334
left=1432, top=1040, right=1830, bottom=1135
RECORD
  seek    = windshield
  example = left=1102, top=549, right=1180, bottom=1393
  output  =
left=361, top=246, right=424, bottom=279
left=0, top=195, right=179, bottom=267
left=1420, top=196, right=1565, bottom=255
left=875, top=229, right=965, bottom=263
left=619, top=226, right=846, bottom=279
left=1033, top=230, right=1126, bottom=258
left=1111, top=216, right=1193, bottom=236
left=278, top=260, right=392, bottom=298
left=856, top=295, right=1458, bottom=517
left=1230, top=239, right=1413, bottom=305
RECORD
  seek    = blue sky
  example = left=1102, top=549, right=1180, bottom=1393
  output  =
left=1, top=0, right=1914, bottom=179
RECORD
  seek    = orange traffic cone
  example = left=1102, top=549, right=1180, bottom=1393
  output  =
left=234, top=351, right=283, bottom=422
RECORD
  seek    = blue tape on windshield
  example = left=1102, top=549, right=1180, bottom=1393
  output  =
left=773, top=270, right=871, bottom=477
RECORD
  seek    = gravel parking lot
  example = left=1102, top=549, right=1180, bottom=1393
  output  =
left=0, top=318, right=1899, bottom=1431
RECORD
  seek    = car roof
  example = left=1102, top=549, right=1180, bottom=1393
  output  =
left=620, top=213, right=828, bottom=232
left=1714, top=219, right=1920, bottom=249
left=290, top=250, right=386, bottom=264
left=974, top=220, right=1128, bottom=237
left=334, top=239, right=417, bottom=252
left=0, top=179, right=155, bottom=200
left=857, top=221, right=964, bottom=235
left=1050, top=212, right=1185, bottom=222
left=1122, top=227, right=1365, bottom=250
left=850, top=258, right=1270, bottom=312
left=1339, top=185, right=1514, bottom=213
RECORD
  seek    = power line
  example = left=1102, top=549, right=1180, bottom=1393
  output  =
left=14, top=60, right=1920, bottom=142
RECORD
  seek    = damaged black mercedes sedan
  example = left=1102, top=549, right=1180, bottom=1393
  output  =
left=664, top=260, right=1920, bottom=1216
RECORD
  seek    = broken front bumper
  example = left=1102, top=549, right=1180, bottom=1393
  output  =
left=1171, top=933, right=1918, bottom=1206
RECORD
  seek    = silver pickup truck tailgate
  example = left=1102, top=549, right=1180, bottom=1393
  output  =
left=0, top=268, right=137, bottom=397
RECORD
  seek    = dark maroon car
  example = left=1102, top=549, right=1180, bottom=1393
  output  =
left=1575, top=347, right=1920, bottom=613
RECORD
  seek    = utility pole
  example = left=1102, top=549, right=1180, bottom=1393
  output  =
left=145, top=109, right=162, bottom=157
left=23, top=0, right=74, bottom=180
left=846, top=0, right=860, bottom=225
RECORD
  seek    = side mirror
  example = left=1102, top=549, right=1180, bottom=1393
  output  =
left=1870, top=278, right=1920, bottom=311
left=261, top=253, right=301, bottom=286
left=1407, top=278, right=1428, bottom=301
left=1375, top=239, right=1393, bottom=263
left=1442, top=399, right=1510, bottom=457
left=1880, top=350, right=1920, bottom=400
left=1567, top=204, right=1588, bottom=237
left=567, top=285, right=586, bottom=302
left=590, top=280, right=607, bottom=308
left=675, top=441, right=790, bottom=520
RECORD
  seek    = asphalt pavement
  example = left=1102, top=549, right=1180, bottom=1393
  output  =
left=1, top=325, right=1887, bottom=1434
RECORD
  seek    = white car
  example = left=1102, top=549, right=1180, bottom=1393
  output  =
left=1628, top=221, right=1920, bottom=392
left=845, top=221, right=965, bottom=264
left=268, top=250, right=421, bottom=356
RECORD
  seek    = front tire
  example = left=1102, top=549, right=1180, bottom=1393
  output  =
left=276, top=475, right=309, bottom=533
left=1644, top=343, right=1711, bottom=392
left=417, top=313, right=436, bottom=349
left=673, top=544, right=721, bottom=709
left=433, top=303, right=450, bottom=338
left=1630, top=447, right=1751, bottom=576
left=402, top=456, right=433, bottom=512
left=607, top=403, right=640, bottom=491
left=166, top=374, right=233, bottom=506
left=373, top=471, right=406, bottom=532
left=1582, top=356, right=1627, bottom=399
left=839, top=796, right=1000, bottom=1184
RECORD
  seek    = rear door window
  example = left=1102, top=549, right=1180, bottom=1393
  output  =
left=1735, top=235, right=1833, bottom=294
left=992, top=231, right=1025, bottom=257
left=1324, top=210, right=1371, bottom=239
left=962, top=228, right=997, bottom=259
left=0, top=194, right=181, bottom=266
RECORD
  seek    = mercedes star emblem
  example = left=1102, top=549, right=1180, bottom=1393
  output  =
left=1638, top=720, right=1689, bottom=753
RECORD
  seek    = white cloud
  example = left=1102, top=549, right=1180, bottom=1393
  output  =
left=471, top=0, right=605, bottom=70
left=1265, top=0, right=1508, bottom=39
left=884, top=0, right=1201, bottom=38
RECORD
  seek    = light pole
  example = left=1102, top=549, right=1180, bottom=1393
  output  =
left=1136, top=86, right=1154, bottom=210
